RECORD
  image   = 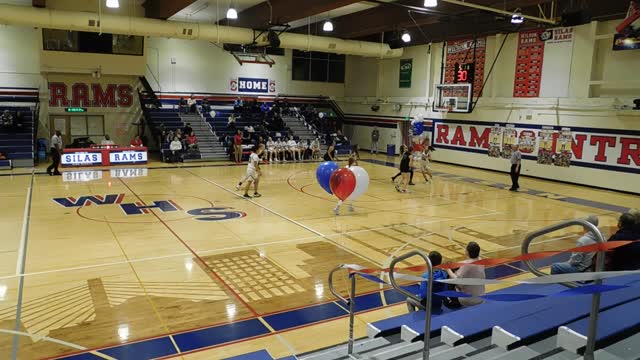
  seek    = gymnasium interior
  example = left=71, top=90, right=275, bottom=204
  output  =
left=0, top=0, right=639, bottom=359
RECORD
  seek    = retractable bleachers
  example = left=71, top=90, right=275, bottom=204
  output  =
left=0, top=106, right=35, bottom=168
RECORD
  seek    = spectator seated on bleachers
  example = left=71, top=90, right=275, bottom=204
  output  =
left=551, top=215, right=599, bottom=275
left=201, top=97, right=210, bottom=113
left=444, top=242, right=486, bottom=309
left=169, top=136, right=183, bottom=162
left=178, top=97, right=187, bottom=114
left=14, top=111, right=24, bottom=130
left=407, top=251, right=448, bottom=314
left=1, top=110, right=14, bottom=128
left=233, top=97, right=243, bottom=112
left=260, top=102, right=270, bottom=113
left=130, top=135, right=143, bottom=147
left=183, top=123, right=193, bottom=136
left=186, top=132, right=198, bottom=152
left=0, top=151, right=6, bottom=160
left=608, top=212, right=640, bottom=271
left=187, top=95, right=197, bottom=114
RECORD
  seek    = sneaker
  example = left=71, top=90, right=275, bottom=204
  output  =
left=391, top=177, right=396, bottom=182
left=394, top=183, right=401, bottom=192
left=253, top=193, right=262, bottom=198
left=408, top=182, right=416, bottom=186
left=401, top=189, right=407, bottom=193
left=235, top=184, right=241, bottom=191
left=243, top=194, right=252, bottom=199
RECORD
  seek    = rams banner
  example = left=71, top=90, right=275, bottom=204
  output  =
left=432, top=120, right=640, bottom=174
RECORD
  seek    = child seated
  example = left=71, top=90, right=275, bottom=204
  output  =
left=406, top=251, right=448, bottom=313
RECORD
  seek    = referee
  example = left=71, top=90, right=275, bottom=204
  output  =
left=509, top=145, right=522, bottom=191
left=46, top=130, right=63, bottom=176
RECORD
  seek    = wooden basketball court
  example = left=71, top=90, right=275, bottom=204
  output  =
left=0, top=157, right=637, bottom=359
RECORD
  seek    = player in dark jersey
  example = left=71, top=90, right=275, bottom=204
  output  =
left=391, top=144, right=415, bottom=185
left=395, top=146, right=413, bottom=192
left=324, top=141, right=338, bottom=161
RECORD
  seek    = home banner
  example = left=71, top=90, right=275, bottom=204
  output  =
left=432, top=121, right=640, bottom=173
left=445, top=38, right=486, bottom=97
left=514, top=27, right=574, bottom=98
left=399, top=59, right=413, bottom=88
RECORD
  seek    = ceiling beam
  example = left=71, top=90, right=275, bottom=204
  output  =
left=144, top=0, right=196, bottom=20
left=297, top=0, right=555, bottom=39
left=32, top=0, right=46, bottom=8
left=232, top=0, right=363, bottom=29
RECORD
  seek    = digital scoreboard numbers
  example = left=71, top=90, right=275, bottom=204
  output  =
left=453, top=63, right=475, bottom=84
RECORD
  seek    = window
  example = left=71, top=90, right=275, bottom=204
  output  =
left=43, top=29, right=144, bottom=56
left=70, top=115, right=105, bottom=143
left=292, top=50, right=345, bottom=83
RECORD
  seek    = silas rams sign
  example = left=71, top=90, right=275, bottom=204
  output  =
left=229, top=77, right=276, bottom=94
left=49, top=82, right=134, bottom=108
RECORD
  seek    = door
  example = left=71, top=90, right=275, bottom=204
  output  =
left=49, top=115, right=70, bottom=147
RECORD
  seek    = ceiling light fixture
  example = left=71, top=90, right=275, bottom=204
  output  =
left=511, top=9, right=524, bottom=24
left=401, top=31, right=411, bottom=43
left=227, top=6, right=238, bottom=20
left=323, top=20, right=334, bottom=32
left=106, top=0, right=119, bottom=8
left=424, top=0, right=438, bottom=7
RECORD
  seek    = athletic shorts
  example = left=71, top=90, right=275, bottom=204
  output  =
left=245, top=169, right=258, bottom=181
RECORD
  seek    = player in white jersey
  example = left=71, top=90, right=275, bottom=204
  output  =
left=287, top=136, right=299, bottom=161
left=266, top=137, right=277, bottom=162
left=298, top=140, right=308, bottom=161
left=275, top=138, right=285, bottom=162
left=241, top=144, right=264, bottom=199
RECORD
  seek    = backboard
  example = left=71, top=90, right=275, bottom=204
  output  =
left=433, top=83, right=473, bottom=113
left=230, top=50, right=276, bottom=67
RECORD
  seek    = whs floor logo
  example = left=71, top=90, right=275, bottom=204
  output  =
left=53, top=194, right=246, bottom=222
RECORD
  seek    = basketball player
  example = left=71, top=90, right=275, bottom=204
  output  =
left=311, top=137, right=321, bottom=160
left=275, top=138, right=285, bottom=162
left=241, top=144, right=264, bottom=199
left=334, top=157, right=357, bottom=215
left=391, top=145, right=415, bottom=185
left=287, top=136, right=299, bottom=161
left=297, top=139, right=307, bottom=161
left=396, top=146, right=413, bottom=192
left=324, top=141, right=338, bottom=161
left=266, top=137, right=277, bottom=162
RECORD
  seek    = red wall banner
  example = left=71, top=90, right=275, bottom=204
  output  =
left=514, top=29, right=545, bottom=97
left=445, top=38, right=486, bottom=98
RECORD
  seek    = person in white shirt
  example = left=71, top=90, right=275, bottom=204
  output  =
left=275, top=138, right=285, bottom=162
left=169, top=136, right=183, bottom=162
left=287, top=137, right=299, bottom=161
left=266, top=137, right=277, bottom=162
left=311, top=138, right=321, bottom=160
left=187, top=95, right=197, bottom=114
left=298, top=140, right=308, bottom=161
left=239, top=144, right=264, bottom=199
left=46, top=130, right=63, bottom=176
left=101, top=134, right=115, bottom=146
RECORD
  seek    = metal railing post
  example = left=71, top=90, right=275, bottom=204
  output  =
left=389, top=251, right=433, bottom=360
left=328, top=265, right=357, bottom=357
left=347, top=273, right=356, bottom=356
left=520, top=218, right=605, bottom=359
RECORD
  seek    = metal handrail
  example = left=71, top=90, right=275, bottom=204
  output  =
left=389, top=251, right=433, bottom=360
left=521, top=218, right=604, bottom=288
left=520, top=218, right=605, bottom=360
left=328, top=265, right=357, bottom=356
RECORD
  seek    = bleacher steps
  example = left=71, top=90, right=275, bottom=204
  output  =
left=531, top=348, right=580, bottom=360
left=556, top=326, right=588, bottom=354
left=361, top=340, right=429, bottom=360
left=483, top=346, right=539, bottom=360
left=491, top=326, right=520, bottom=348
left=298, top=337, right=390, bottom=360
left=427, top=343, right=476, bottom=360
left=441, top=326, right=464, bottom=346
left=598, top=332, right=640, bottom=359
left=462, top=345, right=506, bottom=360
left=401, top=324, right=422, bottom=342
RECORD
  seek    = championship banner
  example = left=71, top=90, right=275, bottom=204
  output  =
left=514, top=27, right=574, bottom=98
left=537, top=127, right=555, bottom=165
left=432, top=120, right=640, bottom=174
left=445, top=38, right=486, bottom=97
left=502, top=125, right=517, bottom=159
left=488, top=125, right=502, bottom=158
left=399, top=59, right=413, bottom=88
left=555, top=128, right=573, bottom=167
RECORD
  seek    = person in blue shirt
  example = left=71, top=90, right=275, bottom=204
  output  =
left=406, top=251, right=448, bottom=313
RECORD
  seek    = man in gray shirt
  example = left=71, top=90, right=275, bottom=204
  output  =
left=371, top=126, right=380, bottom=154
left=551, top=215, right=599, bottom=274
left=509, top=144, right=522, bottom=191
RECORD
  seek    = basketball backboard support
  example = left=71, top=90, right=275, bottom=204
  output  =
left=230, top=50, right=276, bottom=67
left=434, top=83, right=473, bottom=113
